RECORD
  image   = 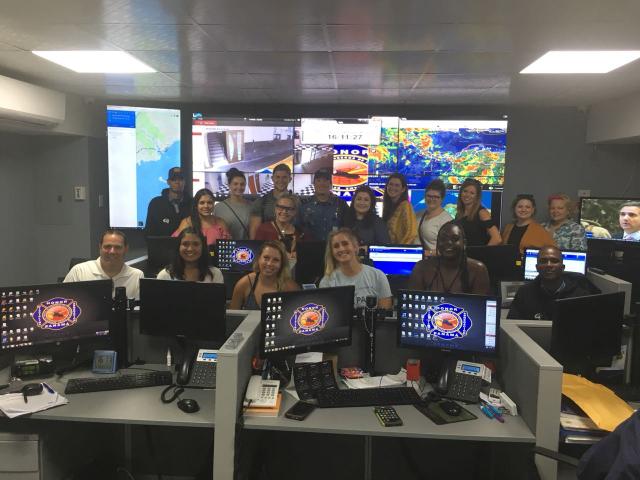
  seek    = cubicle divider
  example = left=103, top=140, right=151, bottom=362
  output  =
left=211, top=311, right=564, bottom=480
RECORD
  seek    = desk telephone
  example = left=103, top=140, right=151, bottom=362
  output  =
left=243, top=375, right=280, bottom=408
left=437, top=360, right=490, bottom=403
left=177, top=349, right=218, bottom=389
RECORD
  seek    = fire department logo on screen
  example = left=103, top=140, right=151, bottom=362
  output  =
left=290, top=303, right=328, bottom=336
left=32, top=297, right=81, bottom=330
left=424, top=303, right=471, bottom=340
left=232, top=247, right=254, bottom=265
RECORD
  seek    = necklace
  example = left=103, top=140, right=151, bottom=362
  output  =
left=437, top=264, right=462, bottom=293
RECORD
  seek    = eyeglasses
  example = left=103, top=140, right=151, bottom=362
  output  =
left=425, top=194, right=442, bottom=200
left=276, top=204, right=295, bottom=212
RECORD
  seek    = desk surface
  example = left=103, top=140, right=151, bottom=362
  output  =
left=3, top=365, right=216, bottom=428
left=243, top=391, right=535, bottom=443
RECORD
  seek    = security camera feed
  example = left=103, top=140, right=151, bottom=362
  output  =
left=1, top=280, right=112, bottom=351
left=397, top=290, right=499, bottom=356
left=260, top=286, right=354, bottom=356
left=215, top=239, right=263, bottom=272
left=523, top=249, right=587, bottom=281
left=192, top=115, right=294, bottom=172
left=579, top=197, right=640, bottom=242
left=107, top=106, right=181, bottom=228
left=397, top=120, right=507, bottom=190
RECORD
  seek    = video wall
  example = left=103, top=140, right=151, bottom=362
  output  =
left=192, top=115, right=508, bottom=203
left=107, top=109, right=507, bottom=228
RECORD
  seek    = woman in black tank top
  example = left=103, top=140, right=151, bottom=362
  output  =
left=230, top=240, right=299, bottom=310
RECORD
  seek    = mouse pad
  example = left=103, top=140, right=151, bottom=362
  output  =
left=414, top=401, right=477, bottom=425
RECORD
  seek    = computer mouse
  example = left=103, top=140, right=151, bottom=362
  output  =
left=177, top=398, right=200, bottom=413
left=440, top=400, right=462, bottom=416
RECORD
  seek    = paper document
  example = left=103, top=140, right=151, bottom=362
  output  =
left=342, top=369, right=407, bottom=389
left=0, top=385, right=68, bottom=419
left=561, top=374, right=634, bottom=432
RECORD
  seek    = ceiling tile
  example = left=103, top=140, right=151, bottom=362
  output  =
left=200, top=25, right=327, bottom=51
left=335, top=74, right=421, bottom=89
left=88, top=24, right=223, bottom=51
left=186, top=0, right=326, bottom=25
left=0, top=23, right=113, bottom=50
left=225, top=52, right=333, bottom=74
left=247, top=74, right=336, bottom=89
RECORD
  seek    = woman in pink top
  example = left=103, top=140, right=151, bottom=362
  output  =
left=173, top=188, right=230, bottom=246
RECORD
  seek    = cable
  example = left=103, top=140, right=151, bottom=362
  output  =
left=116, top=467, right=136, bottom=480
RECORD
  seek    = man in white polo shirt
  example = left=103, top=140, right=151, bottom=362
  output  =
left=64, top=229, right=144, bottom=299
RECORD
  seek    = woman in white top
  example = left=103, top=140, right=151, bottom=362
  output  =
left=157, top=228, right=223, bottom=283
left=319, top=228, right=392, bottom=309
left=416, top=178, right=452, bottom=254
left=212, top=168, right=253, bottom=240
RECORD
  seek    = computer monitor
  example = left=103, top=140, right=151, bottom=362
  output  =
left=214, top=239, right=263, bottom=272
left=366, top=244, right=423, bottom=276
left=397, top=290, right=500, bottom=356
left=139, top=279, right=226, bottom=342
left=146, top=236, right=179, bottom=274
left=551, top=292, right=625, bottom=376
left=523, top=248, right=587, bottom=281
left=294, top=241, right=326, bottom=285
left=579, top=197, right=640, bottom=243
left=1, top=280, right=112, bottom=352
left=260, top=286, right=354, bottom=357
left=466, top=244, right=521, bottom=285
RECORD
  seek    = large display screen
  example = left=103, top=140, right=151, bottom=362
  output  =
left=107, top=105, right=181, bottom=228
left=192, top=115, right=295, bottom=196
left=579, top=197, right=640, bottom=242
left=397, top=290, right=499, bottom=356
left=1, top=280, right=112, bottom=351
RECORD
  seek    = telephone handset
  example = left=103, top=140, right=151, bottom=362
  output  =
left=176, top=349, right=218, bottom=389
left=436, top=360, right=490, bottom=404
left=243, top=375, right=280, bottom=408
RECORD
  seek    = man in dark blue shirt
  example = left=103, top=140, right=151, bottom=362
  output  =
left=298, top=168, right=347, bottom=241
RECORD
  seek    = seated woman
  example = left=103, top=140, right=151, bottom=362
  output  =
left=501, top=194, right=555, bottom=254
left=541, top=193, right=587, bottom=250
left=408, top=221, right=490, bottom=294
left=173, top=188, right=231, bottom=246
left=341, top=185, right=390, bottom=245
left=416, top=178, right=453, bottom=255
left=455, top=178, right=501, bottom=246
left=383, top=173, right=417, bottom=244
left=319, top=228, right=392, bottom=309
left=230, top=240, right=299, bottom=310
left=254, top=193, right=310, bottom=258
left=157, top=228, right=223, bottom=283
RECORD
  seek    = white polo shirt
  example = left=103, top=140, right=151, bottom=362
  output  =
left=63, top=258, right=144, bottom=299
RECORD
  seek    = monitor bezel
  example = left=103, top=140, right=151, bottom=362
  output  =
left=259, top=286, right=355, bottom=358
left=396, top=289, right=501, bottom=357
left=139, top=279, right=227, bottom=342
left=1, top=279, right=113, bottom=353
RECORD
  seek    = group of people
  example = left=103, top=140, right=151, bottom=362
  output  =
left=65, top=166, right=629, bottom=323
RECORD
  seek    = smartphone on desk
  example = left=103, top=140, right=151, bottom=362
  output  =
left=285, top=401, right=316, bottom=421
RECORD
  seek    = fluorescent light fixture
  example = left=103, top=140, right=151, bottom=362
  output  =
left=521, top=50, right=640, bottom=74
left=32, top=51, right=155, bottom=73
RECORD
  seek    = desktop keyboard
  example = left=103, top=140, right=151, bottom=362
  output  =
left=316, top=386, right=421, bottom=408
left=64, top=371, right=173, bottom=394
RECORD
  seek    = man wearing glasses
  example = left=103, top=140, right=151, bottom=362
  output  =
left=298, top=167, right=348, bottom=241
left=249, top=163, right=292, bottom=239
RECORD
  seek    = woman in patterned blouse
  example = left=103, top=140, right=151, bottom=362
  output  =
left=542, top=193, right=587, bottom=251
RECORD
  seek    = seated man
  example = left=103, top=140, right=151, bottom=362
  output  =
left=507, top=245, right=600, bottom=320
left=64, top=229, right=144, bottom=299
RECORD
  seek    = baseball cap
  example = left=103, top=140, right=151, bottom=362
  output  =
left=168, top=167, right=184, bottom=180
left=314, top=167, right=333, bottom=181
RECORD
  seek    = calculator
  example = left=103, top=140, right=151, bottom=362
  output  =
left=374, top=406, right=403, bottom=427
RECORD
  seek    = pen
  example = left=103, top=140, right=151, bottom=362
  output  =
left=42, top=382, right=55, bottom=394
left=485, top=403, right=505, bottom=423
left=479, top=405, right=494, bottom=419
